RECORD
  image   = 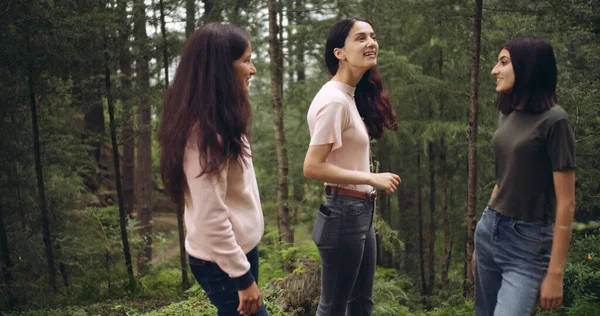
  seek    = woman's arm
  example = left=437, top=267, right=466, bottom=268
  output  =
left=303, top=143, right=400, bottom=194
left=539, top=169, right=576, bottom=311
left=490, top=184, right=499, bottom=198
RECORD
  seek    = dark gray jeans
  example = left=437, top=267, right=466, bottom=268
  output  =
left=312, top=193, right=376, bottom=316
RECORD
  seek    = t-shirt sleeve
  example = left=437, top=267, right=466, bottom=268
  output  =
left=309, top=101, right=350, bottom=151
left=546, top=118, right=576, bottom=171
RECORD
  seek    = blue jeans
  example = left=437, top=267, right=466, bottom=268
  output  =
left=475, top=207, right=554, bottom=316
left=312, top=194, right=376, bottom=316
left=189, top=247, right=268, bottom=316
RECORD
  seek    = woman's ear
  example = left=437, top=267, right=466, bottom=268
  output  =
left=333, top=47, right=345, bottom=61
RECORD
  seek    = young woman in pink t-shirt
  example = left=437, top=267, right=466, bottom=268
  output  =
left=159, top=23, right=266, bottom=316
left=303, top=17, right=400, bottom=316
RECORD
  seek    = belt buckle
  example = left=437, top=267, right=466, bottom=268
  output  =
left=368, top=190, right=377, bottom=201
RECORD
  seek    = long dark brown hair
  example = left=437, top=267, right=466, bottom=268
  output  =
left=325, top=17, right=398, bottom=139
left=159, top=23, right=252, bottom=204
left=495, top=37, right=558, bottom=115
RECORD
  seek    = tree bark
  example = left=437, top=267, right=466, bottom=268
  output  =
left=176, top=204, right=190, bottom=289
left=159, top=0, right=169, bottom=89
left=439, top=37, right=451, bottom=292
left=118, top=0, right=135, bottom=218
left=427, top=141, right=436, bottom=295
left=417, top=153, right=427, bottom=296
left=268, top=0, right=294, bottom=271
left=201, top=0, right=220, bottom=23
left=465, top=0, right=483, bottom=299
left=105, top=24, right=136, bottom=290
left=0, top=206, right=15, bottom=308
left=26, top=26, right=57, bottom=293
left=185, top=0, right=195, bottom=37
left=295, top=0, right=306, bottom=83
left=133, top=0, right=153, bottom=275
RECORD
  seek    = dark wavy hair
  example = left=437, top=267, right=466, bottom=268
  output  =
left=325, top=17, right=398, bottom=139
left=495, top=37, right=558, bottom=115
left=159, top=23, right=252, bottom=204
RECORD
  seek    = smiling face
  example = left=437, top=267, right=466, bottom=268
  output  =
left=335, top=21, right=379, bottom=70
left=233, top=42, right=256, bottom=93
left=491, top=48, right=515, bottom=93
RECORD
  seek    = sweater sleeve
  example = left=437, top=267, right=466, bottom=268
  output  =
left=183, top=143, right=254, bottom=290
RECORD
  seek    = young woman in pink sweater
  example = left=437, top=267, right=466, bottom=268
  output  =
left=159, top=23, right=266, bottom=316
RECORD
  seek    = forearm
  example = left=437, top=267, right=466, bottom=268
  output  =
left=490, top=184, right=499, bottom=199
left=547, top=202, right=576, bottom=275
left=304, top=161, right=371, bottom=186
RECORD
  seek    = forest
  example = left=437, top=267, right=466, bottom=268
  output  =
left=1, top=0, right=599, bottom=315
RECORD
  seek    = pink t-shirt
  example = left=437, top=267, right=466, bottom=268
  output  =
left=307, top=80, right=373, bottom=193
left=182, top=135, right=264, bottom=279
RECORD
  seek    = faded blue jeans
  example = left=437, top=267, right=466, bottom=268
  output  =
left=475, top=207, right=554, bottom=316
left=312, top=193, right=376, bottom=316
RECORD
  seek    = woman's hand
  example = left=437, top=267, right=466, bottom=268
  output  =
left=369, top=172, right=401, bottom=195
left=539, top=272, right=563, bottom=311
left=237, top=282, right=262, bottom=316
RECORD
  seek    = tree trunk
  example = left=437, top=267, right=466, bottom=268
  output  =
left=201, top=0, right=220, bottom=23
left=376, top=146, right=393, bottom=268
left=285, top=0, right=295, bottom=84
left=268, top=0, right=294, bottom=271
left=417, top=153, right=427, bottom=296
left=295, top=0, right=305, bottom=82
left=26, top=27, right=57, bottom=293
left=0, top=206, right=15, bottom=308
left=134, top=0, right=153, bottom=275
left=427, top=141, right=436, bottom=295
left=465, top=0, right=483, bottom=299
left=159, top=0, right=169, bottom=89
left=185, top=0, right=195, bottom=37
left=15, top=181, right=27, bottom=231
left=176, top=204, right=190, bottom=289
left=118, top=0, right=135, bottom=218
left=440, top=136, right=451, bottom=292
left=438, top=36, right=451, bottom=292
left=105, top=24, right=136, bottom=290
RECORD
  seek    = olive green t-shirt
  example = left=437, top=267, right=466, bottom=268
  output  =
left=487, top=105, right=576, bottom=222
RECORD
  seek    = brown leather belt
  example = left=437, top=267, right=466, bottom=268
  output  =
left=325, top=186, right=377, bottom=201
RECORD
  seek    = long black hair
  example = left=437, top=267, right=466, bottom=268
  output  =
left=325, top=17, right=398, bottom=139
left=159, top=23, right=252, bottom=204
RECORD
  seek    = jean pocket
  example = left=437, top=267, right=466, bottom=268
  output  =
left=345, top=199, right=367, bottom=216
left=312, top=206, right=331, bottom=246
left=511, top=220, right=543, bottom=243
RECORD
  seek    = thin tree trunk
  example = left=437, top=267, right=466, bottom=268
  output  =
left=268, top=0, right=294, bottom=272
left=440, top=136, right=451, bottom=291
left=159, top=0, right=168, bottom=89
left=15, top=182, right=26, bottom=231
left=295, top=0, right=305, bottom=82
left=427, top=141, right=436, bottom=295
left=185, top=0, right=195, bottom=36
left=417, top=153, right=427, bottom=296
left=376, top=146, right=393, bottom=268
left=118, top=0, right=135, bottom=218
left=105, top=23, right=136, bottom=290
left=134, top=0, right=153, bottom=275
left=465, top=0, right=483, bottom=299
left=285, top=0, right=295, bottom=84
left=26, top=27, right=57, bottom=293
left=176, top=204, right=190, bottom=289
left=201, top=0, right=218, bottom=23
left=0, top=206, right=15, bottom=308
left=438, top=23, right=451, bottom=292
